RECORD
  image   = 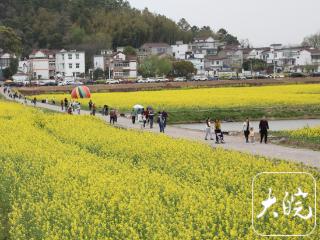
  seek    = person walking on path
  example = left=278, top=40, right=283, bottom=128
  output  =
left=109, top=109, right=116, bottom=125
left=131, top=109, right=137, bottom=124
left=142, top=109, right=147, bottom=128
left=137, top=112, right=144, bottom=129
left=102, top=105, right=109, bottom=116
left=162, top=111, right=168, bottom=128
left=259, top=116, right=269, bottom=144
left=88, top=99, right=93, bottom=111
left=92, top=103, right=96, bottom=116
left=243, top=118, right=250, bottom=143
left=149, top=110, right=155, bottom=129
left=60, top=100, right=64, bottom=111
left=249, top=127, right=255, bottom=144
left=33, top=97, right=37, bottom=107
left=214, top=119, right=224, bottom=144
left=76, top=102, right=81, bottom=115
left=158, top=112, right=165, bottom=133
left=64, top=98, right=68, bottom=112
left=205, top=118, right=214, bottom=140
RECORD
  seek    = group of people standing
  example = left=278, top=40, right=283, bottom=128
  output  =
left=243, top=117, right=269, bottom=144
left=132, top=108, right=168, bottom=133
left=60, top=98, right=82, bottom=115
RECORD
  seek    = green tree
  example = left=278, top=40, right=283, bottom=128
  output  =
left=0, top=26, right=22, bottom=55
left=242, top=59, right=267, bottom=72
left=172, top=61, right=196, bottom=78
left=139, top=56, right=172, bottom=78
left=93, top=68, right=105, bottom=80
left=123, top=46, right=137, bottom=56
left=217, top=28, right=239, bottom=45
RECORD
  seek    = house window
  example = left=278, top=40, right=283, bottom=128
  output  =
left=62, top=63, right=65, bottom=69
left=216, top=61, right=219, bottom=65
left=62, top=54, right=65, bottom=60
left=69, top=63, right=72, bottom=69
left=76, top=63, right=80, bottom=68
left=68, top=54, right=72, bottom=60
left=76, top=54, right=79, bottom=59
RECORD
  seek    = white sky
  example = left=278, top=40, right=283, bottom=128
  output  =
left=128, top=0, right=320, bottom=47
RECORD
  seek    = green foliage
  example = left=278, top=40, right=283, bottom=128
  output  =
left=123, top=46, right=137, bottom=56
left=172, top=61, right=196, bottom=78
left=243, top=59, right=267, bottom=72
left=217, top=28, right=239, bottom=45
left=0, top=26, right=22, bottom=55
left=139, top=56, right=173, bottom=78
left=93, top=68, right=105, bottom=80
left=2, top=58, right=19, bottom=79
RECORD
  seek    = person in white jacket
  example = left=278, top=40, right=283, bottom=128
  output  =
left=205, top=118, right=214, bottom=140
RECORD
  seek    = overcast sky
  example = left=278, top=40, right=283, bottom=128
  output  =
left=128, top=0, right=320, bottom=47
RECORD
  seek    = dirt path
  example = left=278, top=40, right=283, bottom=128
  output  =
left=2, top=88, right=320, bottom=169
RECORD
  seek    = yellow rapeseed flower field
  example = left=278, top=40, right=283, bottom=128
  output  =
left=280, top=125, right=320, bottom=145
left=34, top=84, right=320, bottom=111
left=0, top=100, right=319, bottom=239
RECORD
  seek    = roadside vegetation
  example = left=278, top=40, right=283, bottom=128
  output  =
left=274, top=126, right=320, bottom=151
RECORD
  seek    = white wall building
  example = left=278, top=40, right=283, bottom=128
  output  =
left=186, top=53, right=205, bottom=75
left=29, top=50, right=56, bottom=80
left=56, top=50, right=85, bottom=78
left=93, top=55, right=105, bottom=70
left=171, top=41, right=189, bottom=60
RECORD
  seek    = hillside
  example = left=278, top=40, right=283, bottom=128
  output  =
left=0, top=0, right=206, bottom=56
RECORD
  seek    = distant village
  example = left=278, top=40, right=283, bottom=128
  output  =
left=1, top=36, right=320, bottom=84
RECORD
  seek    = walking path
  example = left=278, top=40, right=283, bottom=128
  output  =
left=1, top=88, right=320, bottom=169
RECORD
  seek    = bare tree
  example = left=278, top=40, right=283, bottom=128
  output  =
left=302, top=32, right=320, bottom=48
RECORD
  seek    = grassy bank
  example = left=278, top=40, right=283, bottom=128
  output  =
left=273, top=126, right=320, bottom=151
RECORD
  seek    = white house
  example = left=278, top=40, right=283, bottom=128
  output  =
left=29, top=49, right=57, bottom=80
left=55, top=50, right=85, bottom=78
left=190, top=37, right=222, bottom=55
left=12, top=72, right=29, bottom=83
left=93, top=55, right=105, bottom=70
left=112, top=56, right=137, bottom=79
left=186, top=53, right=205, bottom=75
left=171, top=41, right=189, bottom=60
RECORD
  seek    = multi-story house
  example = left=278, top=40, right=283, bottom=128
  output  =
left=204, top=56, right=227, bottom=75
left=29, top=49, right=57, bottom=80
left=309, top=49, right=320, bottom=71
left=93, top=51, right=137, bottom=79
left=171, top=41, right=189, bottom=60
left=112, top=55, right=137, bottom=79
left=189, top=36, right=222, bottom=56
left=186, top=53, right=205, bottom=75
left=138, top=43, right=172, bottom=61
left=55, top=50, right=85, bottom=78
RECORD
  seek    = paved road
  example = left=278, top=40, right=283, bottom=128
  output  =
left=2, top=88, right=320, bottom=169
